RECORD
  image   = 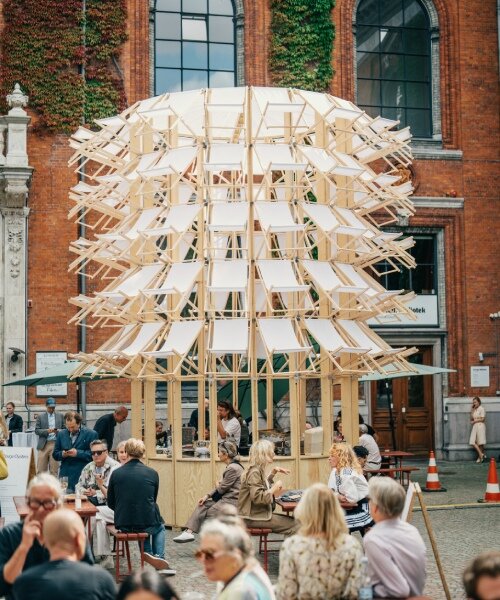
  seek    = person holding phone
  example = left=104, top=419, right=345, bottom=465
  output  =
left=35, top=398, right=63, bottom=477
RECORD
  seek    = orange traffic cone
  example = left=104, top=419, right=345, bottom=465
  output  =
left=423, top=450, right=446, bottom=492
left=480, top=458, right=500, bottom=503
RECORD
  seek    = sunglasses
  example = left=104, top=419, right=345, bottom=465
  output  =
left=194, top=549, right=225, bottom=562
left=91, top=450, right=106, bottom=456
left=26, top=497, right=59, bottom=510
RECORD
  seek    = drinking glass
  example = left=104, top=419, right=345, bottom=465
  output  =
left=59, top=476, right=68, bottom=498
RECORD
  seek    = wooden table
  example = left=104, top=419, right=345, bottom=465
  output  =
left=14, top=496, right=97, bottom=539
left=380, top=450, right=415, bottom=468
left=276, top=496, right=357, bottom=517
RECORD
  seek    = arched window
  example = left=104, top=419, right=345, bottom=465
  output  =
left=356, top=0, right=432, bottom=138
left=154, top=0, right=236, bottom=94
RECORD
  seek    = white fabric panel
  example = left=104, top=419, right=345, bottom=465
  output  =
left=301, top=260, right=366, bottom=295
left=140, top=146, right=197, bottom=176
left=305, top=319, right=368, bottom=354
left=98, top=264, right=163, bottom=299
left=254, top=144, right=306, bottom=171
left=336, top=320, right=383, bottom=355
left=331, top=151, right=364, bottom=177
left=208, top=87, right=245, bottom=107
left=258, top=318, right=310, bottom=353
left=205, top=144, right=245, bottom=171
left=210, top=319, right=249, bottom=354
left=302, top=203, right=359, bottom=236
left=208, top=203, right=248, bottom=232
left=370, top=117, right=399, bottom=133
left=334, top=207, right=371, bottom=235
left=143, top=321, right=203, bottom=358
left=99, top=322, right=163, bottom=356
left=97, top=324, right=136, bottom=354
left=209, top=260, right=248, bottom=292
left=298, top=146, right=336, bottom=172
left=255, top=202, right=304, bottom=233
left=97, top=207, right=163, bottom=241
left=142, top=204, right=201, bottom=237
left=257, top=260, right=308, bottom=293
left=298, top=90, right=333, bottom=116
left=142, top=261, right=202, bottom=296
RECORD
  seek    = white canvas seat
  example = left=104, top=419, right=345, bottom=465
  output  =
left=142, top=262, right=202, bottom=313
left=97, top=207, right=164, bottom=242
left=208, top=203, right=248, bottom=232
left=301, top=203, right=366, bottom=237
left=97, top=264, right=164, bottom=300
left=97, top=322, right=164, bottom=358
left=254, top=202, right=304, bottom=233
left=208, top=260, right=248, bottom=292
left=335, top=320, right=402, bottom=359
left=138, top=146, right=197, bottom=177
left=305, top=318, right=369, bottom=362
left=301, top=260, right=366, bottom=310
left=334, top=263, right=401, bottom=308
left=205, top=144, right=246, bottom=171
left=141, top=204, right=201, bottom=237
left=142, top=320, right=203, bottom=358
left=258, top=318, right=311, bottom=354
left=253, top=143, right=306, bottom=172
left=209, top=319, right=249, bottom=355
left=257, top=260, right=308, bottom=293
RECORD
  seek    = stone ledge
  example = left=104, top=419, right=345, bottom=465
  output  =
left=411, top=196, right=464, bottom=209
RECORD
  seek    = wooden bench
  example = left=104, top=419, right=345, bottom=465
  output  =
left=365, top=466, right=419, bottom=486
left=247, top=528, right=273, bottom=572
left=106, top=525, right=148, bottom=582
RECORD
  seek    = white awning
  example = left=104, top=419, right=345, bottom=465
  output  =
left=257, top=260, right=308, bottom=293
left=208, top=260, right=248, bottom=292
left=142, top=320, right=203, bottom=358
left=255, top=202, right=304, bottom=233
left=305, top=319, right=369, bottom=355
left=258, top=318, right=311, bottom=353
left=208, top=203, right=248, bottom=232
left=210, top=319, right=249, bottom=354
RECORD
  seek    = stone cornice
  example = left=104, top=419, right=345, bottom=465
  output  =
left=411, top=196, right=464, bottom=209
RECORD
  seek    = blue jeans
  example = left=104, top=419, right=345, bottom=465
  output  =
left=143, top=523, right=166, bottom=558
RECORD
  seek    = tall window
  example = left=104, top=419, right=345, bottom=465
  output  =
left=356, top=0, right=432, bottom=137
left=154, top=0, right=236, bottom=94
left=377, top=235, right=436, bottom=294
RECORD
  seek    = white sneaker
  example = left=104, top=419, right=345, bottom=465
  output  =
left=173, top=530, right=195, bottom=543
left=159, top=568, right=177, bottom=577
left=144, top=552, right=170, bottom=570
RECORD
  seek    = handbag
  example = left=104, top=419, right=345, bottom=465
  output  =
left=0, top=449, right=8, bottom=480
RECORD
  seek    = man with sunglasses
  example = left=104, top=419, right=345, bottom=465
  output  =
left=75, top=440, right=119, bottom=507
left=0, top=473, right=93, bottom=600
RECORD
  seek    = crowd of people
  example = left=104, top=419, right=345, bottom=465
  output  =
left=0, top=397, right=496, bottom=599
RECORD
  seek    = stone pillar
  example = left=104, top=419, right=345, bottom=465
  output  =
left=0, top=84, right=33, bottom=408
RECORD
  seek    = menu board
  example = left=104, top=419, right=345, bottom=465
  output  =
left=36, top=351, right=67, bottom=396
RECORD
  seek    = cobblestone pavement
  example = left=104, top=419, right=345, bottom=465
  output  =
left=111, top=459, right=500, bottom=599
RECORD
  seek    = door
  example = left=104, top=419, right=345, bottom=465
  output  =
left=371, top=347, right=434, bottom=453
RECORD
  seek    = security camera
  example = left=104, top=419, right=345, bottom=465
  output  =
left=9, top=347, right=25, bottom=362
left=478, top=352, right=484, bottom=362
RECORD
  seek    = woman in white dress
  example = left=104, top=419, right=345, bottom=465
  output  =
left=328, top=443, right=373, bottom=534
left=469, top=396, right=486, bottom=462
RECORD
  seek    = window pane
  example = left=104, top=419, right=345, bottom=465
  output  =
left=376, top=379, right=392, bottom=409
left=182, top=17, right=207, bottom=41
left=405, top=55, right=429, bottom=81
left=382, top=105, right=405, bottom=125
left=412, top=264, right=435, bottom=294
left=156, top=41, right=181, bottom=68
left=380, top=0, right=403, bottom=27
left=209, top=43, right=234, bottom=70
left=406, top=82, right=430, bottom=108
left=183, top=69, right=208, bottom=90
left=404, top=0, right=428, bottom=28
left=404, top=29, right=429, bottom=54
left=156, top=68, right=181, bottom=94
left=157, top=0, right=180, bottom=10
left=357, top=52, right=380, bottom=78
left=380, top=28, right=403, bottom=53
left=357, top=26, right=380, bottom=52
left=382, top=80, right=405, bottom=107
left=412, top=237, right=434, bottom=263
left=358, top=80, right=380, bottom=106
left=183, top=0, right=207, bottom=12
left=380, top=53, right=404, bottom=79
left=357, top=0, right=379, bottom=24
left=359, top=105, right=381, bottom=119
left=183, top=41, right=207, bottom=69
left=406, top=108, right=431, bottom=136
left=210, top=70, right=235, bottom=87
left=209, top=0, right=234, bottom=15
left=209, top=16, right=234, bottom=42
left=156, top=12, right=181, bottom=39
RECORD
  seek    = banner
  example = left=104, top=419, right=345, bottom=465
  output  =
left=0, top=447, right=35, bottom=524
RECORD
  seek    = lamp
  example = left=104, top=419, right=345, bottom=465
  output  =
left=9, top=347, right=25, bottom=362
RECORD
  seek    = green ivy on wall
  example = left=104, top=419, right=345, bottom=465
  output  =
left=0, top=0, right=127, bottom=133
left=269, top=0, right=335, bottom=92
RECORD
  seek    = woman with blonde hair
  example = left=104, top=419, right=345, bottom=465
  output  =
left=276, top=483, right=363, bottom=599
left=0, top=414, right=8, bottom=446
left=469, top=396, right=487, bottom=462
left=328, top=442, right=373, bottom=534
left=238, top=439, right=298, bottom=535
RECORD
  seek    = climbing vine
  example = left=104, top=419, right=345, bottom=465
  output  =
left=0, top=0, right=127, bottom=133
left=269, top=0, right=335, bottom=92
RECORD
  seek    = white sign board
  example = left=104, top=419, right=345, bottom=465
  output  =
left=0, top=447, right=35, bottom=524
left=368, top=295, right=439, bottom=327
left=36, top=351, right=67, bottom=396
left=471, top=366, right=490, bottom=387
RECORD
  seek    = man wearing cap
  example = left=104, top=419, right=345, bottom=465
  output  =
left=35, top=398, right=64, bottom=476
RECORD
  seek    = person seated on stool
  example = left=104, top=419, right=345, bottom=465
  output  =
left=358, top=424, right=382, bottom=471
left=174, top=441, right=244, bottom=543
left=353, top=445, right=369, bottom=470
left=238, top=439, right=298, bottom=536
left=363, top=477, right=426, bottom=598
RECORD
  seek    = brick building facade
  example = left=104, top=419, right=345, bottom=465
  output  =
left=1, top=0, right=498, bottom=459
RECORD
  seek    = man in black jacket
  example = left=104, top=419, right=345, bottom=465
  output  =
left=0, top=473, right=93, bottom=600
left=93, top=406, right=128, bottom=451
left=4, top=403, right=23, bottom=446
left=107, top=438, right=174, bottom=574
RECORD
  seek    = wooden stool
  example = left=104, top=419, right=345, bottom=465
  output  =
left=248, top=528, right=272, bottom=572
left=106, top=525, right=148, bottom=582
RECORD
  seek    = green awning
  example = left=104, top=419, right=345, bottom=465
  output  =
left=3, top=361, right=119, bottom=387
